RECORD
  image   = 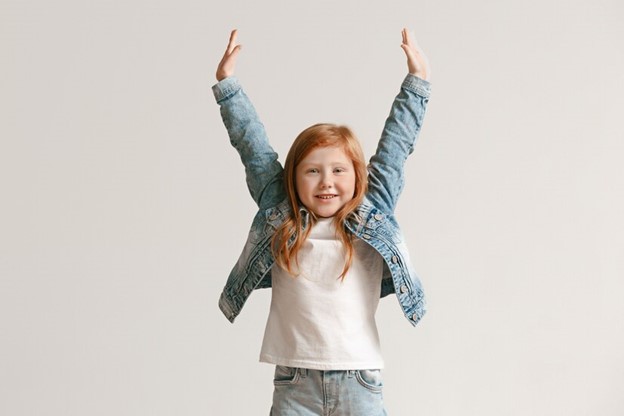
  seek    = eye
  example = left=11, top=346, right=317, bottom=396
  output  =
left=334, top=167, right=347, bottom=173
left=307, top=168, right=319, bottom=174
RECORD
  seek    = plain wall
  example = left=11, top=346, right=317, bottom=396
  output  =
left=1, top=0, right=623, bottom=414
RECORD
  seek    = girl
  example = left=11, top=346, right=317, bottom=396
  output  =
left=213, top=28, right=431, bottom=415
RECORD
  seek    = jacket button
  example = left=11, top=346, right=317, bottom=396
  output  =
left=411, top=313, right=419, bottom=321
left=268, top=213, right=278, bottom=221
left=362, top=234, right=371, bottom=239
left=391, top=255, right=398, bottom=263
left=374, top=213, right=383, bottom=221
left=400, top=285, right=408, bottom=294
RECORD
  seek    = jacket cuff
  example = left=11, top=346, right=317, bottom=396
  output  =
left=212, top=76, right=241, bottom=103
left=402, top=74, right=431, bottom=98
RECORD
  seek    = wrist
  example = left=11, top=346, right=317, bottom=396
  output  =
left=409, top=71, right=430, bottom=81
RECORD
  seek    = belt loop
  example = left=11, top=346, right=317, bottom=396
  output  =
left=347, top=370, right=355, bottom=378
left=299, top=368, right=308, bottom=378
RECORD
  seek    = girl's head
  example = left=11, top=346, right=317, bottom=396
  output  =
left=272, top=123, right=368, bottom=280
left=283, top=123, right=368, bottom=219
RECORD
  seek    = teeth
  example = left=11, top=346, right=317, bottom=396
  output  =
left=317, top=195, right=336, bottom=199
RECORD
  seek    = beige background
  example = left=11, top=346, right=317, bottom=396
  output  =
left=1, top=0, right=623, bottom=414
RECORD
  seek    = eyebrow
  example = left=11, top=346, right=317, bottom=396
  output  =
left=298, top=161, right=351, bottom=167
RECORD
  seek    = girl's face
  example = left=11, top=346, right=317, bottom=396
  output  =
left=295, top=145, right=356, bottom=218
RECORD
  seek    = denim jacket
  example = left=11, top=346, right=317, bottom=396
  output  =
left=212, top=74, right=431, bottom=327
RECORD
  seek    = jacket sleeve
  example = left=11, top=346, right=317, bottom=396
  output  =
left=212, top=76, right=285, bottom=209
left=366, top=74, right=431, bottom=213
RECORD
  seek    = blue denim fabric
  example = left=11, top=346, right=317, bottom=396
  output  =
left=270, top=366, right=387, bottom=415
left=212, top=74, right=431, bottom=327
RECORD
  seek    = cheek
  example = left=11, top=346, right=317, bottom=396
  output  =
left=342, top=175, right=357, bottom=194
left=295, top=175, right=310, bottom=198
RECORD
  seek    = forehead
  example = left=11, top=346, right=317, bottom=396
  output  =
left=299, top=145, right=352, bottom=165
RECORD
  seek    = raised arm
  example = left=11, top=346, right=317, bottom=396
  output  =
left=367, top=28, right=431, bottom=213
left=212, top=30, right=285, bottom=209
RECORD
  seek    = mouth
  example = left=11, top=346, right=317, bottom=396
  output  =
left=316, top=194, right=338, bottom=200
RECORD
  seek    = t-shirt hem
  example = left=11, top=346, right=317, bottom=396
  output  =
left=259, top=354, right=385, bottom=370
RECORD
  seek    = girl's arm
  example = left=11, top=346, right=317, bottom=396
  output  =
left=367, top=29, right=432, bottom=214
left=212, top=30, right=285, bottom=209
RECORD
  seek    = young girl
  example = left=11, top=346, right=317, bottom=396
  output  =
left=213, top=28, right=431, bottom=415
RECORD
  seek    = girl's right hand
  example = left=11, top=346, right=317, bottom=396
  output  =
left=216, top=29, right=242, bottom=81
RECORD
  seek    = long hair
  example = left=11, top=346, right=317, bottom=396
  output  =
left=271, top=123, right=368, bottom=280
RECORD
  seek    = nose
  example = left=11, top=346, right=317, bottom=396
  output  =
left=320, top=173, right=332, bottom=189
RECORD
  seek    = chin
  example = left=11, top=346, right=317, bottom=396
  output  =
left=315, top=208, right=340, bottom=218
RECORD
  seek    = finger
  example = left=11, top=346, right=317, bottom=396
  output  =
left=406, top=28, right=414, bottom=46
left=400, top=43, right=415, bottom=60
left=221, top=31, right=235, bottom=59
left=402, top=28, right=407, bottom=45
left=227, top=29, right=238, bottom=54
left=230, top=44, right=242, bottom=59
left=407, top=29, right=417, bottom=48
left=223, top=45, right=242, bottom=69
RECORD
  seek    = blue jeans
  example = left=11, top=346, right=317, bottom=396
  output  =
left=270, top=365, right=388, bottom=415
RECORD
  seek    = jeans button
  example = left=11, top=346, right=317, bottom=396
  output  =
left=374, top=213, right=383, bottom=221
left=400, top=285, right=408, bottom=293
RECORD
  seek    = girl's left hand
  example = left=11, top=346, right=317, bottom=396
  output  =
left=400, top=28, right=431, bottom=81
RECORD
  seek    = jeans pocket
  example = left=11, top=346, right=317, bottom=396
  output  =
left=273, top=365, right=300, bottom=386
left=355, top=369, right=383, bottom=393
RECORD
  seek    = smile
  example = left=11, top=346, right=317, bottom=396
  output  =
left=316, top=195, right=338, bottom=200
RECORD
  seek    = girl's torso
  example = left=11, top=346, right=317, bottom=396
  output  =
left=260, top=217, right=385, bottom=370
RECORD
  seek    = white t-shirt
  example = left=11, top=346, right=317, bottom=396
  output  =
left=259, top=217, right=385, bottom=370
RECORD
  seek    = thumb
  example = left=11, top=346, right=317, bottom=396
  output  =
left=400, top=44, right=414, bottom=59
left=232, top=44, right=243, bottom=56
